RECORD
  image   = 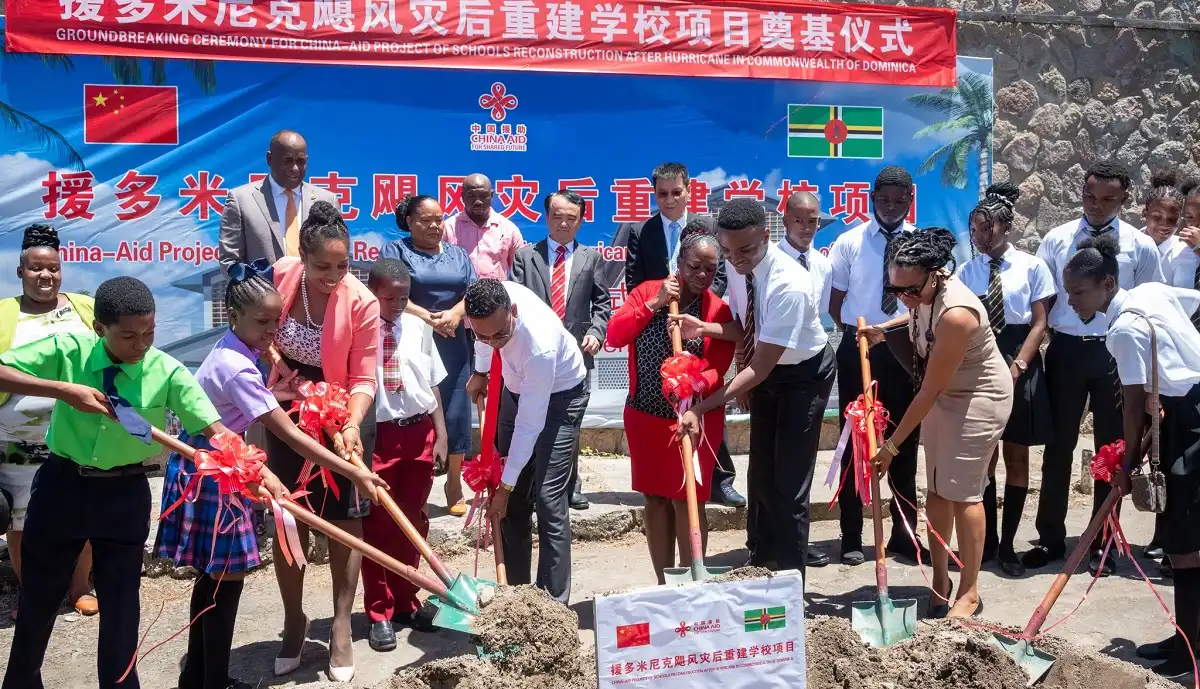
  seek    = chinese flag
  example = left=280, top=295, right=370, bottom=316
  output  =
left=83, top=84, right=179, bottom=145
left=615, top=622, right=650, bottom=649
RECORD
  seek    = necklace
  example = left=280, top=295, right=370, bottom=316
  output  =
left=300, top=271, right=322, bottom=329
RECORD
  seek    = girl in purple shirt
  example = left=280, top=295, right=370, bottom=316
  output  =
left=153, top=261, right=386, bottom=689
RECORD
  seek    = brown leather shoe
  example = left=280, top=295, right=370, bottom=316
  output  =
left=73, top=594, right=99, bottom=616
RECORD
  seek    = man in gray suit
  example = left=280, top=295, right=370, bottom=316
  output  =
left=218, top=129, right=338, bottom=272
left=510, top=190, right=612, bottom=510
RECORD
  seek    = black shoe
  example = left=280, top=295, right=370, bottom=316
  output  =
left=887, top=538, right=931, bottom=564
left=841, top=548, right=865, bottom=566
left=806, top=550, right=830, bottom=568
left=396, top=606, right=438, bottom=633
left=1136, top=635, right=1176, bottom=661
left=997, top=548, right=1026, bottom=578
left=712, top=483, right=747, bottom=508
left=1088, top=551, right=1115, bottom=577
left=1145, top=544, right=1166, bottom=560
left=928, top=581, right=954, bottom=619
left=1161, top=559, right=1174, bottom=579
left=1151, top=656, right=1196, bottom=681
left=982, top=539, right=998, bottom=564
left=369, top=620, right=397, bottom=652
left=569, top=492, right=590, bottom=510
left=1020, top=544, right=1065, bottom=569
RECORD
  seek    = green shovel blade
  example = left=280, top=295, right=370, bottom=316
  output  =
left=428, top=595, right=477, bottom=634
left=662, top=563, right=733, bottom=586
left=851, top=593, right=917, bottom=647
left=991, top=634, right=1056, bottom=687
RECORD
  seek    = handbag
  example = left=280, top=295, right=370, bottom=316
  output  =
left=1119, top=308, right=1167, bottom=514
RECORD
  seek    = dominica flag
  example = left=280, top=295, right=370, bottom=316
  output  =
left=744, top=606, right=787, bottom=632
left=787, top=105, right=883, bottom=160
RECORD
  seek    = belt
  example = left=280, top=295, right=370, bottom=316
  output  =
left=1055, top=331, right=1106, bottom=342
left=383, top=412, right=431, bottom=427
left=77, top=463, right=159, bottom=478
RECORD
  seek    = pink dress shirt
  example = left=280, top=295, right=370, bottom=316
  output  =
left=443, top=210, right=524, bottom=280
left=270, top=256, right=380, bottom=398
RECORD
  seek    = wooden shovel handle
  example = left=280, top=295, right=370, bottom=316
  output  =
left=477, top=400, right=509, bottom=586
left=671, top=299, right=705, bottom=558
left=857, top=317, right=889, bottom=595
left=150, top=427, right=449, bottom=598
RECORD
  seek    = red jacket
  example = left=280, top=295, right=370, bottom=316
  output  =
left=606, top=279, right=735, bottom=401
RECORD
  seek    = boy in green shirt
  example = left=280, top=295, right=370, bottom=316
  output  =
left=0, top=277, right=229, bottom=689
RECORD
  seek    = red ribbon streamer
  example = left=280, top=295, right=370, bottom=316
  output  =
left=661, top=351, right=709, bottom=407
left=830, top=388, right=889, bottom=508
left=1089, top=440, right=1126, bottom=483
left=290, top=380, right=349, bottom=502
left=465, top=350, right=505, bottom=573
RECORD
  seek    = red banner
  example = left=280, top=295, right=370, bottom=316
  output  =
left=10, top=0, right=957, bottom=87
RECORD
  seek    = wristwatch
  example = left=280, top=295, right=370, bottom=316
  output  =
left=500, top=481, right=515, bottom=492
left=1013, top=359, right=1028, bottom=373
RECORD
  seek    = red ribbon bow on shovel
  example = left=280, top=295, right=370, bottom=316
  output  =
left=291, top=380, right=351, bottom=502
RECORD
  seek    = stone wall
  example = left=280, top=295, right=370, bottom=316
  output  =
left=843, top=0, right=1200, bottom=249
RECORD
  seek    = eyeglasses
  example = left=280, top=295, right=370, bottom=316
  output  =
left=884, top=273, right=930, bottom=297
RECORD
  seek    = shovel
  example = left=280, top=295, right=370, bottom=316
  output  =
left=849, top=317, right=918, bottom=647
left=992, top=482, right=1125, bottom=685
left=663, top=298, right=731, bottom=585
left=265, top=346, right=485, bottom=633
left=476, top=399, right=508, bottom=587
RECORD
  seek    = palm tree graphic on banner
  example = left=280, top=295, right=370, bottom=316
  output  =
left=0, top=31, right=216, bottom=170
left=906, top=72, right=994, bottom=199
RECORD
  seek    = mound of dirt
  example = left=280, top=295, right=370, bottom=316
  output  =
left=805, top=616, right=1174, bottom=689
left=708, top=566, right=774, bottom=583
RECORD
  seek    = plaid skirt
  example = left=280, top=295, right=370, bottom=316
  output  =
left=153, top=433, right=261, bottom=574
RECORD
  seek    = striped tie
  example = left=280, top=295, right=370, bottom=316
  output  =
left=551, top=244, right=567, bottom=320
left=1193, top=262, right=1200, bottom=331
left=739, top=272, right=757, bottom=368
left=984, top=257, right=1006, bottom=334
left=880, top=228, right=899, bottom=316
left=797, top=252, right=809, bottom=270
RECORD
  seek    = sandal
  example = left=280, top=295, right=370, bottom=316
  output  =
left=445, top=485, right=467, bottom=517
left=73, top=594, right=99, bottom=616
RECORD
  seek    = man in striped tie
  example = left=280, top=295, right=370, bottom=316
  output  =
left=509, top=190, right=612, bottom=510
left=674, top=199, right=834, bottom=579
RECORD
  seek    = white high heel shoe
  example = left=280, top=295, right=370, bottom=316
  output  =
left=328, top=635, right=355, bottom=683
left=273, top=617, right=310, bottom=676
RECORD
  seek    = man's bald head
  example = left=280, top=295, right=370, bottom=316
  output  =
left=267, top=130, right=307, bottom=190
left=462, top=173, right=494, bottom=226
left=782, top=191, right=822, bottom=252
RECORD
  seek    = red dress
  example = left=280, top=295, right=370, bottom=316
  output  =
left=606, top=281, right=735, bottom=500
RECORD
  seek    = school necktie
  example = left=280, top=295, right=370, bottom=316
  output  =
left=102, top=365, right=152, bottom=444
left=739, top=272, right=757, bottom=368
left=381, top=321, right=404, bottom=393
left=667, top=220, right=681, bottom=273
left=984, top=257, right=1006, bottom=334
left=1192, top=262, right=1200, bottom=331
left=880, top=227, right=899, bottom=316
left=797, top=252, right=809, bottom=270
left=284, top=188, right=300, bottom=257
left=1087, top=223, right=1113, bottom=238
left=551, top=244, right=567, bottom=320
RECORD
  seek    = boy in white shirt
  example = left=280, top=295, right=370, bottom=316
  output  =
left=362, top=259, right=449, bottom=652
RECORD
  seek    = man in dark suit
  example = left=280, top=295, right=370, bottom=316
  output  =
left=617, top=162, right=744, bottom=508
left=510, top=190, right=612, bottom=510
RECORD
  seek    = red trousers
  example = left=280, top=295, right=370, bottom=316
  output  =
left=361, top=415, right=436, bottom=623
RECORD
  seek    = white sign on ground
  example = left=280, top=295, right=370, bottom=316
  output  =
left=594, top=572, right=806, bottom=688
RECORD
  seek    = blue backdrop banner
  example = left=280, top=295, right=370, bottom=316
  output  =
left=0, top=23, right=991, bottom=423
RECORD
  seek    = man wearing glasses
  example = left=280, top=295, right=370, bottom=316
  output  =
left=465, top=279, right=588, bottom=604
left=827, top=166, right=929, bottom=567
left=218, top=129, right=337, bottom=272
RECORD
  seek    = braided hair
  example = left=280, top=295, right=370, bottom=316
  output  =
left=679, top=218, right=720, bottom=262
left=225, top=272, right=277, bottom=314
left=299, top=200, right=350, bottom=256
left=395, top=194, right=438, bottom=233
left=969, top=183, right=1020, bottom=257
left=889, top=227, right=958, bottom=391
left=1145, top=168, right=1183, bottom=212
left=20, top=223, right=60, bottom=263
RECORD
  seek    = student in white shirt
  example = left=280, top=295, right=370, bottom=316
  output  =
left=1141, top=170, right=1187, bottom=283
left=362, top=259, right=448, bottom=652
left=778, top=191, right=833, bottom=315
left=1029, top=159, right=1165, bottom=577
left=465, top=279, right=588, bottom=604
left=827, top=166, right=927, bottom=566
left=675, top=199, right=835, bottom=578
left=956, top=183, right=1056, bottom=578
left=1062, top=233, right=1200, bottom=682
left=1173, top=181, right=1200, bottom=313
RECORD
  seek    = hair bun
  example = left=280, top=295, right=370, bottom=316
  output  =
left=679, top=218, right=715, bottom=242
left=21, top=223, right=60, bottom=252
left=983, top=182, right=1019, bottom=209
left=1150, top=168, right=1179, bottom=189
left=305, top=200, right=343, bottom=227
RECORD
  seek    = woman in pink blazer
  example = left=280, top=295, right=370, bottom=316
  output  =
left=269, top=201, right=380, bottom=682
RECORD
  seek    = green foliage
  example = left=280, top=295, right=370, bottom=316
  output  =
left=905, top=72, right=994, bottom=193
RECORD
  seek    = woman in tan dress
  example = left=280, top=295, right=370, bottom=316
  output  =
left=865, top=227, right=1013, bottom=619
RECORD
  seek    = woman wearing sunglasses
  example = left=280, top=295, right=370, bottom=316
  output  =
left=863, top=227, right=1013, bottom=619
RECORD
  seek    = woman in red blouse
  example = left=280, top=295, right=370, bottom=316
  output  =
left=607, top=224, right=735, bottom=583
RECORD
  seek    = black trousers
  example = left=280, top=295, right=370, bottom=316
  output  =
left=747, top=345, right=836, bottom=577
left=3, top=456, right=150, bottom=689
left=710, top=438, right=737, bottom=497
left=497, top=381, right=589, bottom=605
left=836, top=328, right=920, bottom=548
left=568, top=369, right=592, bottom=497
left=1036, top=333, right=1124, bottom=549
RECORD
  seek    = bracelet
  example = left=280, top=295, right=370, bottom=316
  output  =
left=1013, top=359, right=1028, bottom=372
left=343, top=423, right=361, bottom=432
left=884, top=439, right=900, bottom=456
left=500, top=481, right=516, bottom=492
